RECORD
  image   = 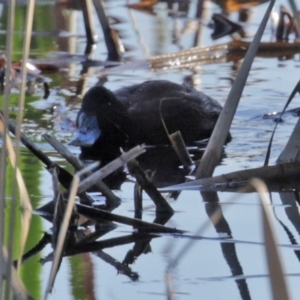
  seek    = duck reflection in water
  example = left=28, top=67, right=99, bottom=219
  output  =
left=69, top=80, right=230, bottom=188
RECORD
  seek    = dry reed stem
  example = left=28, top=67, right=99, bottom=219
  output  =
left=44, top=161, right=99, bottom=298
left=14, top=0, right=35, bottom=275
left=160, top=161, right=300, bottom=192
left=0, top=0, right=16, bottom=297
left=0, top=119, right=33, bottom=274
left=1, top=247, right=30, bottom=300
left=77, top=146, right=145, bottom=193
left=159, top=99, right=193, bottom=167
left=250, top=178, right=290, bottom=300
left=16, top=0, right=35, bottom=143
left=195, top=0, right=276, bottom=179
left=277, top=80, right=300, bottom=163
left=264, top=80, right=300, bottom=166
left=277, top=115, right=300, bottom=163
left=169, top=131, right=193, bottom=167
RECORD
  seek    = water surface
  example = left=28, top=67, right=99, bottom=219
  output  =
left=2, top=0, right=300, bottom=299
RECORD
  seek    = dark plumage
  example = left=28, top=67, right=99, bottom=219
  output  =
left=69, top=80, right=229, bottom=163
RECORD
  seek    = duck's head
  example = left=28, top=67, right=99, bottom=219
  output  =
left=69, top=110, right=100, bottom=147
left=69, top=85, right=131, bottom=149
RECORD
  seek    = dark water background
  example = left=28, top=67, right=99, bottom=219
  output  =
left=2, top=0, right=300, bottom=299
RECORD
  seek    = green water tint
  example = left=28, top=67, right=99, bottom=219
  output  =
left=3, top=151, right=43, bottom=299
left=0, top=4, right=57, bottom=60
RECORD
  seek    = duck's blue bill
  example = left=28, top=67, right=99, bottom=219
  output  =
left=69, top=114, right=101, bottom=147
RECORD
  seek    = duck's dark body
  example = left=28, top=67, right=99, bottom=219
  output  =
left=114, top=80, right=223, bottom=144
left=69, top=80, right=228, bottom=162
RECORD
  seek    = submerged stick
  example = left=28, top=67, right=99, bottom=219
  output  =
left=66, top=234, right=159, bottom=256
left=95, top=250, right=139, bottom=281
left=127, top=159, right=174, bottom=214
left=40, top=234, right=158, bottom=264
left=14, top=233, right=51, bottom=266
left=43, top=133, right=121, bottom=210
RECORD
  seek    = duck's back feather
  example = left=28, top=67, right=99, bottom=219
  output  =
left=114, top=80, right=222, bottom=144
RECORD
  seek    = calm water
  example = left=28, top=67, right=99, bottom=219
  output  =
left=2, top=0, right=300, bottom=299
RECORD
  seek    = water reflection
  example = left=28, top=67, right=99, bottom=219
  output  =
left=2, top=0, right=300, bottom=299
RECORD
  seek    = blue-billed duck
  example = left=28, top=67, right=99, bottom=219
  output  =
left=69, top=80, right=229, bottom=163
